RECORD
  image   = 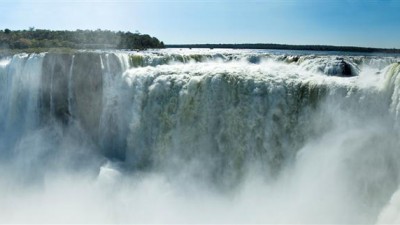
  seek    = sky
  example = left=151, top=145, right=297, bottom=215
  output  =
left=0, top=0, right=400, bottom=48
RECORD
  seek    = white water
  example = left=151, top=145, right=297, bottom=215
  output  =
left=0, top=49, right=400, bottom=223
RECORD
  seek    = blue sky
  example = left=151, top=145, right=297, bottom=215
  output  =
left=1, top=0, right=400, bottom=48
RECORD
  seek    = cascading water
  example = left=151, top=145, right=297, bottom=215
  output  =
left=0, top=49, right=400, bottom=223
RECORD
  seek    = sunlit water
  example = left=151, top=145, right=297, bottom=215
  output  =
left=0, top=49, right=400, bottom=223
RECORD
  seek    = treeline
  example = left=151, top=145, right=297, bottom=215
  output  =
left=167, top=44, right=400, bottom=54
left=0, top=29, right=164, bottom=50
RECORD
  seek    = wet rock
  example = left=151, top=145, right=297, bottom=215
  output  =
left=300, top=57, right=359, bottom=77
left=285, top=55, right=300, bottom=63
left=41, top=53, right=73, bottom=125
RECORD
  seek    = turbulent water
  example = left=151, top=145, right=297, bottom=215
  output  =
left=1, top=49, right=400, bottom=223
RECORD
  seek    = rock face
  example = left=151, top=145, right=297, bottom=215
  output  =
left=40, top=53, right=105, bottom=142
left=72, top=53, right=103, bottom=141
left=340, top=59, right=354, bottom=76
left=40, top=52, right=128, bottom=156
left=41, top=53, right=73, bottom=125
left=298, top=56, right=360, bottom=77
left=328, top=59, right=357, bottom=77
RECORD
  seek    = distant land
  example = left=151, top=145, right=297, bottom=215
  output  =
left=1, top=29, right=399, bottom=55
left=0, top=29, right=164, bottom=52
left=167, top=44, right=400, bottom=54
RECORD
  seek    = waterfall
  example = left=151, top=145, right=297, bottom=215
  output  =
left=0, top=54, right=43, bottom=153
left=383, top=63, right=400, bottom=122
left=0, top=49, right=400, bottom=223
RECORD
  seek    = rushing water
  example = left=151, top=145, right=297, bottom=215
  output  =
left=0, top=49, right=400, bottom=223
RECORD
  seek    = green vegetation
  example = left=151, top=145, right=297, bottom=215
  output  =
left=0, top=28, right=164, bottom=50
left=0, top=47, right=74, bottom=56
left=130, top=55, right=145, bottom=67
left=168, top=44, right=400, bottom=54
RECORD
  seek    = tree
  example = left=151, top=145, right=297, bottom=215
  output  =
left=15, top=38, right=32, bottom=48
left=0, top=29, right=165, bottom=50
